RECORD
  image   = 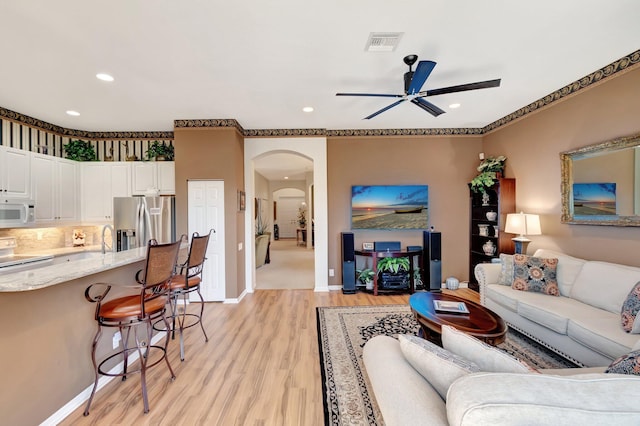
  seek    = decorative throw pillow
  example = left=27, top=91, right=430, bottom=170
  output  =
left=605, top=350, right=640, bottom=375
left=498, top=254, right=515, bottom=285
left=398, top=334, right=480, bottom=399
left=621, top=282, right=640, bottom=333
left=441, top=325, right=537, bottom=373
left=511, top=254, right=560, bottom=296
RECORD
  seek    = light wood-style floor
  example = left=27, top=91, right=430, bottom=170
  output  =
left=60, top=288, right=478, bottom=425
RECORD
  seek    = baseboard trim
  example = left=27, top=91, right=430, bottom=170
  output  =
left=40, top=331, right=167, bottom=426
left=224, top=289, right=246, bottom=304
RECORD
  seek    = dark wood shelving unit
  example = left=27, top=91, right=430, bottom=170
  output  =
left=468, top=178, right=516, bottom=291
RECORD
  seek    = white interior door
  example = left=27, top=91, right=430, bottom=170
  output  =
left=188, top=180, right=225, bottom=301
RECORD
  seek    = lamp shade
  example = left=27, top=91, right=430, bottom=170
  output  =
left=505, top=212, right=541, bottom=238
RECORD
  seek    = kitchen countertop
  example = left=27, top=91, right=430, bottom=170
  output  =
left=0, top=246, right=148, bottom=292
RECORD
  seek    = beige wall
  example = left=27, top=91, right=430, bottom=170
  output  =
left=482, top=67, right=640, bottom=266
left=173, top=127, right=246, bottom=299
left=0, top=261, right=145, bottom=425
left=327, top=135, right=483, bottom=284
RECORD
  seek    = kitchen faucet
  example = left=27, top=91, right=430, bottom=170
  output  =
left=101, top=224, right=114, bottom=254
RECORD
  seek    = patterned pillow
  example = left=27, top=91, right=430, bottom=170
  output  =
left=398, top=334, right=480, bottom=399
left=621, top=282, right=640, bottom=333
left=605, top=350, right=640, bottom=375
left=511, top=254, right=560, bottom=296
left=498, top=254, right=515, bottom=285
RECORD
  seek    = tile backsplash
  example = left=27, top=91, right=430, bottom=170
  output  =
left=0, top=226, right=108, bottom=254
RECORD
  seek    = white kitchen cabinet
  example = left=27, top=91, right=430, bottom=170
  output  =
left=0, top=146, right=31, bottom=201
left=31, top=153, right=79, bottom=223
left=81, top=162, right=131, bottom=222
left=132, top=161, right=175, bottom=195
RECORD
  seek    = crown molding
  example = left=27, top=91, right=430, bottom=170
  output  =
left=2, top=50, right=639, bottom=140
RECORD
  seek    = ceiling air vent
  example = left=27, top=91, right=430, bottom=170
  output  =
left=365, top=32, right=404, bottom=52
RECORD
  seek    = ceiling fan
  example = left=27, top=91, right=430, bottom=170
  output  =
left=336, top=54, right=501, bottom=119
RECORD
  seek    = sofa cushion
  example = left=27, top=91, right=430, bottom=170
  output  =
left=533, top=249, right=586, bottom=296
left=398, top=334, right=480, bottom=399
left=568, top=311, right=637, bottom=360
left=447, top=372, right=640, bottom=426
left=497, top=253, right=514, bottom=285
left=621, top=281, right=640, bottom=333
left=512, top=254, right=560, bottom=296
left=441, top=325, right=535, bottom=373
left=570, top=261, right=640, bottom=314
left=605, top=349, right=640, bottom=375
left=484, top=284, right=519, bottom=312
left=516, top=295, right=589, bottom=335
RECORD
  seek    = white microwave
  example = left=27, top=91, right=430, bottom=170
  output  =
left=0, top=200, right=35, bottom=228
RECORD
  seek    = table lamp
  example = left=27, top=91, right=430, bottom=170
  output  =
left=505, top=212, right=541, bottom=254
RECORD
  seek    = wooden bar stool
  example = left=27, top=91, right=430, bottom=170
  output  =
left=166, top=229, right=213, bottom=361
left=83, top=238, right=182, bottom=415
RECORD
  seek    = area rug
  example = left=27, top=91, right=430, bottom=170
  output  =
left=316, top=304, right=579, bottom=426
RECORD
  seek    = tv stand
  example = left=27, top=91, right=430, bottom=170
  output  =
left=354, top=248, right=422, bottom=296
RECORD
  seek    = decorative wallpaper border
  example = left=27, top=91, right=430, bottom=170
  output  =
left=1, top=49, right=639, bottom=141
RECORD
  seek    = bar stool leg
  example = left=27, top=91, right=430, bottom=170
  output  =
left=83, top=325, right=102, bottom=416
left=196, top=287, right=209, bottom=342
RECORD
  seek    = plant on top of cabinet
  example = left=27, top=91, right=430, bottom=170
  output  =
left=63, top=139, right=96, bottom=161
left=145, top=141, right=174, bottom=161
left=470, top=155, right=506, bottom=193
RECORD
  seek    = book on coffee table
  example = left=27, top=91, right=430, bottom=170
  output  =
left=433, top=300, right=470, bottom=314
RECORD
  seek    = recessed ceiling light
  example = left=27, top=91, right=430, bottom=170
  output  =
left=302, top=106, right=314, bottom=113
left=66, top=110, right=80, bottom=116
left=96, top=73, right=114, bottom=82
left=284, top=176, right=289, bottom=180
left=449, top=103, right=461, bottom=109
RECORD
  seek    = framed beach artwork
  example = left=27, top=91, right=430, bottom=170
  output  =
left=572, top=182, right=616, bottom=216
left=351, top=185, right=428, bottom=230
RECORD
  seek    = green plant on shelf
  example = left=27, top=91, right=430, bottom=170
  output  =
left=145, top=140, right=174, bottom=161
left=63, top=139, right=96, bottom=161
left=356, top=268, right=375, bottom=285
left=377, top=256, right=410, bottom=274
left=470, top=155, right=506, bottom=193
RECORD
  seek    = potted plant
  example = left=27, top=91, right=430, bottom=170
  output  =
left=63, top=139, right=96, bottom=161
left=145, top=140, right=175, bottom=161
left=356, top=268, right=375, bottom=290
left=297, top=207, right=307, bottom=228
left=470, top=155, right=507, bottom=193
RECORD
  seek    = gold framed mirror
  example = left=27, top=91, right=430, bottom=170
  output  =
left=561, top=132, right=640, bottom=226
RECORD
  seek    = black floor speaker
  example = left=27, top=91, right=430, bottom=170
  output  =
left=423, top=231, right=442, bottom=292
left=341, top=232, right=356, bottom=294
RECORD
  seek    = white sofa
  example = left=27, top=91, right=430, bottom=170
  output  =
left=363, top=331, right=640, bottom=425
left=476, top=249, right=640, bottom=367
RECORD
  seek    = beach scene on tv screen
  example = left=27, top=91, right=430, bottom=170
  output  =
left=351, top=185, right=428, bottom=229
left=572, top=182, right=617, bottom=215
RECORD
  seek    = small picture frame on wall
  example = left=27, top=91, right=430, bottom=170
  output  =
left=238, top=191, right=246, bottom=211
left=362, top=242, right=374, bottom=250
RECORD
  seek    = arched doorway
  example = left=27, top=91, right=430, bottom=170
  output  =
left=244, top=137, right=328, bottom=293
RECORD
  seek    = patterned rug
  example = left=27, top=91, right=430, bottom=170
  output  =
left=316, top=304, right=579, bottom=426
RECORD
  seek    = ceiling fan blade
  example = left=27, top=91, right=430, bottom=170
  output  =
left=336, top=93, right=403, bottom=98
left=411, top=98, right=446, bottom=117
left=364, top=99, right=407, bottom=120
left=407, top=60, right=436, bottom=95
left=424, top=79, right=501, bottom=97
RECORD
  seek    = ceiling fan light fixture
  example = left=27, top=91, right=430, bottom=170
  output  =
left=364, top=32, right=404, bottom=52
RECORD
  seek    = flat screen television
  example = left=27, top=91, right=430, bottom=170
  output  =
left=351, top=185, right=428, bottom=230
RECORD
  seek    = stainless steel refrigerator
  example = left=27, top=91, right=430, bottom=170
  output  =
left=113, top=196, right=176, bottom=251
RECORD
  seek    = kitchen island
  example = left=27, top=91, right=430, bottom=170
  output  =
left=0, top=247, right=157, bottom=425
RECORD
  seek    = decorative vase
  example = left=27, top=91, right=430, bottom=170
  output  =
left=486, top=211, right=497, bottom=221
left=482, top=240, right=496, bottom=256
left=445, top=277, right=460, bottom=290
left=493, top=225, right=499, bottom=237
left=481, top=192, right=490, bottom=206
left=365, top=280, right=373, bottom=290
left=478, top=224, right=490, bottom=236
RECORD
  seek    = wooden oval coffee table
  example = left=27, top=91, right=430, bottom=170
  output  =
left=409, top=292, right=507, bottom=346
